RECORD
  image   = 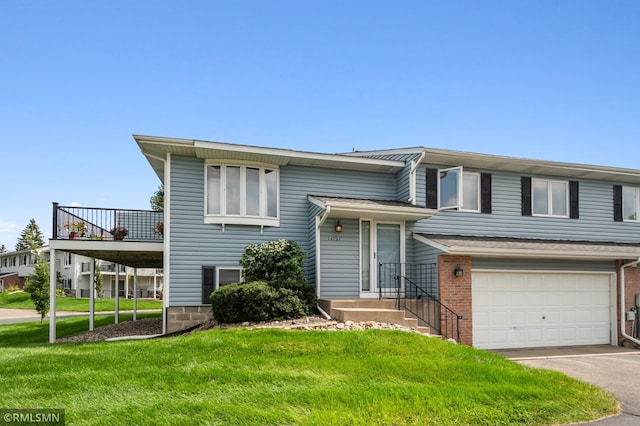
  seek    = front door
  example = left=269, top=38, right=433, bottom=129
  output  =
left=360, top=220, right=402, bottom=295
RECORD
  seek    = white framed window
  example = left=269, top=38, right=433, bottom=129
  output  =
left=63, top=252, right=72, bottom=267
left=216, top=266, right=243, bottom=290
left=623, top=187, right=640, bottom=221
left=438, top=167, right=480, bottom=212
left=532, top=179, right=568, bottom=217
left=205, top=163, right=279, bottom=226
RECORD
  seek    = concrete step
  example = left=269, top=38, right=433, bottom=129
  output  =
left=330, top=307, right=407, bottom=324
left=319, top=298, right=397, bottom=310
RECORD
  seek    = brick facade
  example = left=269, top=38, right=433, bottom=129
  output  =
left=618, top=260, right=640, bottom=346
left=0, top=273, right=24, bottom=291
left=167, top=306, right=213, bottom=333
left=437, top=255, right=473, bottom=345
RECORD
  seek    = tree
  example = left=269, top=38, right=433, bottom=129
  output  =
left=24, top=253, right=50, bottom=323
left=0, top=244, right=6, bottom=253
left=94, top=260, right=104, bottom=298
left=150, top=184, right=164, bottom=211
left=15, top=219, right=45, bottom=251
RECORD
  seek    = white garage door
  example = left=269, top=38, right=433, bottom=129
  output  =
left=472, top=271, right=612, bottom=350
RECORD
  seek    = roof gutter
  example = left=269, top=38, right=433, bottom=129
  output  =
left=620, top=258, right=640, bottom=347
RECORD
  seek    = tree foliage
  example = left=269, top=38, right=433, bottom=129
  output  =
left=210, top=239, right=316, bottom=323
left=94, top=260, right=104, bottom=298
left=15, top=218, right=45, bottom=251
left=0, top=244, right=6, bottom=253
left=150, top=184, right=164, bottom=211
left=24, top=253, right=50, bottom=322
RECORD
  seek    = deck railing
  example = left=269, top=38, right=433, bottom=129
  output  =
left=53, top=202, right=163, bottom=242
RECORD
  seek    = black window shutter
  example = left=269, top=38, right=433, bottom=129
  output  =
left=613, top=185, right=623, bottom=222
left=521, top=176, right=532, bottom=216
left=426, top=168, right=438, bottom=209
left=202, top=266, right=215, bottom=304
left=480, top=173, right=492, bottom=214
left=569, top=180, right=579, bottom=219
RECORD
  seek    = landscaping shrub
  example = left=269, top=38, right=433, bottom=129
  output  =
left=210, top=281, right=306, bottom=323
left=211, top=239, right=317, bottom=323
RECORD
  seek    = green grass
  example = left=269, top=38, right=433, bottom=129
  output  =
left=0, top=313, right=162, bottom=348
left=0, top=324, right=618, bottom=425
left=0, top=291, right=162, bottom=311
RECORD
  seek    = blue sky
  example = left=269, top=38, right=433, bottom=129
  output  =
left=1, top=0, right=639, bottom=249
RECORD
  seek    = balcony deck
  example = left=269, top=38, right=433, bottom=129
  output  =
left=50, top=203, right=164, bottom=268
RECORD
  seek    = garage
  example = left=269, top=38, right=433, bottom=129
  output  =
left=472, top=271, right=614, bottom=350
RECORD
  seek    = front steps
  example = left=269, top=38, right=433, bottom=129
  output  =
left=318, top=298, right=436, bottom=335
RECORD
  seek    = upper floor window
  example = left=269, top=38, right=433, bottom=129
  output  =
left=623, top=187, right=640, bottom=221
left=438, top=167, right=480, bottom=212
left=63, top=252, right=72, bottom=266
left=532, top=179, right=568, bottom=217
left=426, top=167, right=491, bottom=213
left=205, top=163, right=279, bottom=226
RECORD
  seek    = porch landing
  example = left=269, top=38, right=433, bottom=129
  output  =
left=318, top=299, right=435, bottom=335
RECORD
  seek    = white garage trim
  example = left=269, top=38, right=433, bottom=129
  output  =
left=472, top=270, right=617, bottom=350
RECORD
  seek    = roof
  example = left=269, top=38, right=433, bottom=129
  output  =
left=309, top=196, right=436, bottom=221
left=350, top=147, right=640, bottom=185
left=134, top=135, right=405, bottom=182
left=413, top=233, right=640, bottom=261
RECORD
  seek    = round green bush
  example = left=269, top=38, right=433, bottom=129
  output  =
left=210, top=281, right=307, bottom=323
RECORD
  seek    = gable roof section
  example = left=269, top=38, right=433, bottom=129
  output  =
left=414, top=233, right=640, bottom=261
left=135, top=135, right=405, bottom=182
left=309, top=196, right=436, bottom=221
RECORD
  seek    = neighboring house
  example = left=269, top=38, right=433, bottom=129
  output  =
left=48, top=135, right=640, bottom=350
left=0, top=247, right=162, bottom=299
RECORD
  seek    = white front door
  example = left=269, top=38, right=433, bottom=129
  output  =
left=360, top=221, right=402, bottom=295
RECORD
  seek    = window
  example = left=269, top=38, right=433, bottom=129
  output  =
left=63, top=252, right=72, bottom=266
left=202, top=266, right=243, bottom=304
left=205, top=164, right=279, bottom=226
left=623, top=187, right=640, bottom=221
left=437, top=167, right=480, bottom=212
left=532, top=179, right=568, bottom=217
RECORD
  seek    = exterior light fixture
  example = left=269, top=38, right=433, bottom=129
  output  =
left=335, top=221, right=342, bottom=233
left=454, top=264, right=464, bottom=277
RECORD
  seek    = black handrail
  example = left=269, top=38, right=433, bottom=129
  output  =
left=378, top=262, right=462, bottom=342
left=398, top=275, right=462, bottom=342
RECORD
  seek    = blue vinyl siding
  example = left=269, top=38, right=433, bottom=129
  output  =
left=415, top=165, right=640, bottom=243
left=318, top=218, right=360, bottom=298
left=168, top=155, right=397, bottom=306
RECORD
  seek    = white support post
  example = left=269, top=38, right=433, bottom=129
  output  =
left=89, top=258, right=95, bottom=331
left=49, top=248, right=57, bottom=343
left=133, top=268, right=138, bottom=321
left=115, top=265, right=120, bottom=324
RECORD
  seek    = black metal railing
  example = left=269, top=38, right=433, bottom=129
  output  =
left=52, top=202, right=164, bottom=242
left=378, top=263, right=462, bottom=342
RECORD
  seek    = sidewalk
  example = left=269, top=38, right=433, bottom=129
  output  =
left=0, top=308, right=161, bottom=325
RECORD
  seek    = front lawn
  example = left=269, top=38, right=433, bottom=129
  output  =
left=0, top=324, right=618, bottom=425
left=0, top=291, right=162, bottom=311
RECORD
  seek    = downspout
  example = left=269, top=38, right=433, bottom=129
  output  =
left=315, top=207, right=332, bottom=318
left=315, top=206, right=330, bottom=299
left=408, top=151, right=426, bottom=204
left=146, top=152, right=169, bottom=335
left=620, top=257, right=640, bottom=347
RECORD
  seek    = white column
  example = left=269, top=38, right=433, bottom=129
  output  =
left=133, top=268, right=138, bottom=321
left=89, top=258, right=95, bottom=331
left=153, top=273, right=157, bottom=300
left=115, top=265, right=119, bottom=324
left=49, top=248, right=57, bottom=343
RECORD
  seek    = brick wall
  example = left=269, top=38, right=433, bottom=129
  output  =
left=437, top=255, right=473, bottom=346
left=618, top=260, right=640, bottom=345
left=167, top=306, right=213, bottom=333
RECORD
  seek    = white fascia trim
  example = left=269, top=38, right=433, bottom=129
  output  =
left=344, top=147, right=425, bottom=157
left=412, top=233, right=451, bottom=253
left=440, top=246, right=639, bottom=260
left=193, top=140, right=405, bottom=169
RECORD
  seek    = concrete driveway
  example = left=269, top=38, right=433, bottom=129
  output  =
left=495, top=345, right=640, bottom=425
